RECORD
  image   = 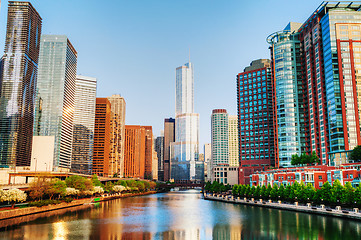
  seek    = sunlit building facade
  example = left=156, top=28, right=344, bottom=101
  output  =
left=0, top=1, right=42, bottom=167
left=171, top=62, right=201, bottom=182
left=93, top=98, right=111, bottom=177
left=71, top=75, right=96, bottom=175
left=34, top=35, right=77, bottom=171
left=124, top=125, right=145, bottom=179
left=228, top=115, right=239, bottom=167
left=267, top=24, right=306, bottom=168
left=237, top=59, right=276, bottom=184
left=163, top=118, right=175, bottom=181
left=211, top=109, right=229, bottom=166
left=107, top=94, right=126, bottom=177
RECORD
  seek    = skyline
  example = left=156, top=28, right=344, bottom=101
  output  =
left=0, top=0, right=322, bottom=149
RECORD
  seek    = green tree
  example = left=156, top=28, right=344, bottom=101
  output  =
left=319, top=181, right=332, bottom=205
left=232, top=185, right=239, bottom=196
left=254, top=186, right=261, bottom=198
left=278, top=184, right=285, bottom=200
left=260, top=185, right=267, bottom=198
left=354, top=185, right=361, bottom=207
left=105, top=182, right=114, bottom=192
left=265, top=184, right=272, bottom=199
left=284, top=185, right=292, bottom=202
left=65, top=175, right=93, bottom=192
left=205, top=181, right=212, bottom=192
left=47, top=179, right=66, bottom=200
left=343, top=182, right=355, bottom=206
left=28, top=177, right=50, bottom=200
left=136, top=181, right=145, bottom=192
left=239, top=185, right=246, bottom=197
left=291, top=154, right=301, bottom=165
left=330, top=179, right=344, bottom=205
left=349, top=145, right=361, bottom=162
left=270, top=184, right=279, bottom=200
left=92, top=174, right=103, bottom=187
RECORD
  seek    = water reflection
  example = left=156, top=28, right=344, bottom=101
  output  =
left=0, top=190, right=361, bottom=239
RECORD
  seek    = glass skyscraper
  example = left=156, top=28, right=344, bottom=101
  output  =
left=71, top=75, right=97, bottom=175
left=0, top=1, right=42, bottom=167
left=267, top=24, right=306, bottom=168
left=34, top=35, right=77, bottom=171
left=171, top=62, right=201, bottom=182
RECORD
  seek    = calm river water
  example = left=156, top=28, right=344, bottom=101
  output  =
left=1, top=189, right=361, bottom=239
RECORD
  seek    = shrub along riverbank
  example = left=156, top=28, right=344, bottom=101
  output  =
left=205, top=180, right=361, bottom=208
left=0, top=175, right=157, bottom=209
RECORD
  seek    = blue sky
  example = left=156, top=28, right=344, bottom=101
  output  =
left=0, top=0, right=321, bottom=151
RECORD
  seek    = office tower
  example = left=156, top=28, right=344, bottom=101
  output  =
left=107, top=94, right=126, bottom=177
left=144, top=126, right=153, bottom=179
left=93, top=98, right=111, bottom=177
left=124, top=125, right=145, bottom=178
left=172, top=62, right=201, bottom=182
left=34, top=35, right=77, bottom=171
left=152, top=144, right=158, bottom=180
left=211, top=109, right=229, bottom=166
left=163, top=118, right=175, bottom=181
left=71, top=75, right=97, bottom=175
left=228, top=115, right=239, bottom=167
left=155, top=135, right=164, bottom=181
left=0, top=1, right=42, bottom=167
left=237, top=59, right=276, bottom=184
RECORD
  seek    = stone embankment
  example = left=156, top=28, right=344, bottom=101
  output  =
left=0, top=191, right=156, bottom=229
left=204, top=193, right=361, bottom=221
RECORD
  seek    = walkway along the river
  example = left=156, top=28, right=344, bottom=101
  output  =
left=0, top=191, right=156, bottom=229
left=204, top=193, right=361, bottom=221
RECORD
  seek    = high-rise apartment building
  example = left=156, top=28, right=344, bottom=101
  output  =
left=172, top=62, right=201, bottom=182
left=124, top=125, right=145, bottom=178
left=155, top=135, right=164, bottom=181
left=163, top=118, right=175, bottom=181
left=228, top=115, right=239, bottom=167
left=0, top=1, right=42, bottom=167
left=107, top=94, right=126, bottom=177
left=211, top=109, right=229, bottom=166
left=93, top=98, right=111, bottom=177
left=71, top=75, right=97, bottom=175
left=237, top=59, right=276, bottom=184
left=144, top=126, right=154, bottom=179
left=267, top=2, right=361, bottom=167
left=267, top=25, right=306, bottom=168
left=34, top=35, right=77, bottom=171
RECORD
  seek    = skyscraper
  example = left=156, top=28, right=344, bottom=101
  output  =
left=144, top=126, right=154, bottom=179
left=107, top=94, right=126, bottom=177
left=171, top=62, right=201, bottom=182
left=155, top=135, right=164, bottom=181
left=204, top=143, right=212, bottom=182
left=71, top=75, right=97, bottom=175
left=267, top=25, right=306, bottom=168
left=0, top=1, right=42, bottom=167
left=93, top=98, right=111, bottom=177
left=211, top=109, right=229, bottom=166
left=228, top=115, right=239, bottom=167
left=237, top=59, right=276, bottom=184
left=124, top=125, right=145, bottom=178
left=34, top=35, right=77, bottom=171
left=163, top=118, right=175, bottom=181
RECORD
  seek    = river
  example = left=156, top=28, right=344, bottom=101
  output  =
left=0, top=189, right=361, bottom=239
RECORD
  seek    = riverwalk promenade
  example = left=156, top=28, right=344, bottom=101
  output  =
left=204, top=193, right=361, bottom=221
left=0, top=191, right=156, bottom=229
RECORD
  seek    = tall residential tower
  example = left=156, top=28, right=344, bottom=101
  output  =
left=0, top=1, right=42, bottom=167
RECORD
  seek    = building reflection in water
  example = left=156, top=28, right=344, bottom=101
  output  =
left=1, top=191, right=361, bottom=239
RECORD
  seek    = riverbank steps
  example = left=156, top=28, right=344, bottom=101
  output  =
left=204, top=193, right=361, bottom=221
left=0, top=191, right=156, bottom=229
